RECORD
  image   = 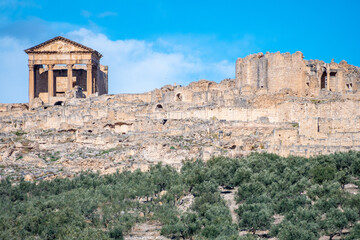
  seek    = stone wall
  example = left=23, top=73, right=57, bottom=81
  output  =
left=236, top=52, right=360, bottom=96
left=98, top=65, right=108, bottom=95
left=1, top=79, right=360, bottom=179
left=1, top=52, right=360, bottom=180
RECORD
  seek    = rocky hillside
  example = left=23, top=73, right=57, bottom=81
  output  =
left=1, top=80, right=360, bottom=181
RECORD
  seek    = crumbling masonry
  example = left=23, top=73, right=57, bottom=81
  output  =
left=236, top=51, right=360, bottom=96
left=0, top=47, right=360, bottom=180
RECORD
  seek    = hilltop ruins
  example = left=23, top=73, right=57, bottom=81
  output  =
left=0, top=36, right=360, bottom=180
left=236, top=51, right=360, bottom=96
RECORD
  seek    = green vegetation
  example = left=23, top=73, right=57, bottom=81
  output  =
left=13, top=130, right=27, bottom=136
left=38, top=151, right=61, bottom=162
left=1, top=152, right=360, bottom=239
left=96, top=147, right=119, bottom=156
left=291, top=122, right=299, bottom=128
left=310, top=99, right=326, bottom=105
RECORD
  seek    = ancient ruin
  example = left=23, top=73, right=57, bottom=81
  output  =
left=0, top=50, right=360, bottom=180
left=236, top=52, right=360, bottom=96
left=25, top=36, right=108, bottom=107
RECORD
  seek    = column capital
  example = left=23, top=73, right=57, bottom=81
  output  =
left=86, top=63, right=93, bottom=69
left=48, top=64, right=55, bottom=70
left=28, top=64, right=34, bottom=71
left=67, top=64, right=74, bottom=68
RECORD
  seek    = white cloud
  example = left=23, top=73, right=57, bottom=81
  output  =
left=0, top=0, right=36, bottom=8
left=81, top=10, right=92, bottom=18
left=0, top=28, right=237, bottom=103
left=98, top=12, right=118, bottom=18
left=0, top=36, right=29, bottom=103
left=67, top=28, right=234, bottom=94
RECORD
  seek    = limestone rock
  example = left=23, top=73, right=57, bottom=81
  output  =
left=1, top=52, right=360, bottom=181
left=24, top=174, right=34, bottom=182
left=31, top=98, right=43, bottom=108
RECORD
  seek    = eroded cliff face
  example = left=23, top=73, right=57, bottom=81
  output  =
left=1, top=77, right=360, bottom=181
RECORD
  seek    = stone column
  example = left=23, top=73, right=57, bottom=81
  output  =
left=96, top=63, right=100, bottom=93
left=28, top=64, right=35, bottom=104
left=48, top=64, right=55, bottom=103
left=86, top=63, right=93, bottom=97
left=327, top=71, right=331, bottom=91
left=67, top=64, right=73, bottom=90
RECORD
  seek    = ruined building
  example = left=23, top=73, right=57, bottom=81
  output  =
left=25, top=36, right=108, bottom=106
left=1, top=48, right=360, bottom=179
left=236, top=51, right=360, bottom=96
left=24, top=37, right=360, bottom=107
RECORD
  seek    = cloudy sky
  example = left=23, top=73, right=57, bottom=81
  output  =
left=0, top=0, right=359, bottom=103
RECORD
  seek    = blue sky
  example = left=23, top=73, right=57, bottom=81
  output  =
left=0, top=0, right=359, bottom=103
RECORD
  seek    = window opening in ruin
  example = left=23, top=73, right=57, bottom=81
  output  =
left=321, top=71, right=327, bottom=89
left=317, top=117, right=320, bottom=132
left=176, top=93, right=183, bottom=102
left=306, top=82, right=310, bottom=87
left=156, top=104, right=163, bottom=109
left=54, top=101, right=63, bottom=106
left=330, top=72, right=337, bottom=77
left=346, top=83, right=353, bottom=90
left=162, top=119, right=167, bottom=125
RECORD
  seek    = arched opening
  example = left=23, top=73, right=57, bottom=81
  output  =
left=54, top=101, right=63, bottom=106
left=156, top=104, right=163, bottom=109
left=321, top=71, right=327, bottom=89
left=175, top=93, right=183, bottom=102
left=346, top=83, right=353, bottom=91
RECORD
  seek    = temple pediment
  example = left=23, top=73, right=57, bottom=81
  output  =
left=30, top=40, right=89, bottom=53
left=25, top=36, right=102, bottom=57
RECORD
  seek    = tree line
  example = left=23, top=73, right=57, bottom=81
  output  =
left=1, top=151, right=360, bottom=239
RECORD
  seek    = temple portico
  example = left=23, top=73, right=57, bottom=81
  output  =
left=25, top=36, right=108, bottom=106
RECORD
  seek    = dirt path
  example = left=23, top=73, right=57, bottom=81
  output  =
left=220, top=186, right=238, bottom=224
left=124, top=221, right=169, bottom=240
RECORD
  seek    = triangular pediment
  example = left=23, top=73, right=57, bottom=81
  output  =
left=25, top=36, right=102, bottom=57
left=30, top=39, right=89, bottom=52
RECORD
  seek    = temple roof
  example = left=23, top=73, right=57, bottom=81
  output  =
left=24, top=36, right=102, bottom=58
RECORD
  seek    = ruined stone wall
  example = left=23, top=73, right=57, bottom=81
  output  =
left=236, top=52, right=360, bottom=97
left=2, top=52, right=360, bottom=179
left=236, top=52, right=306, bottom=94
left=1, top=84, right=360, bottom=159
left=1, top=84, right=360, bottom=180
left=266, top=52, right=306, bottom=94
left=98, top=65, right=108, bottom=95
